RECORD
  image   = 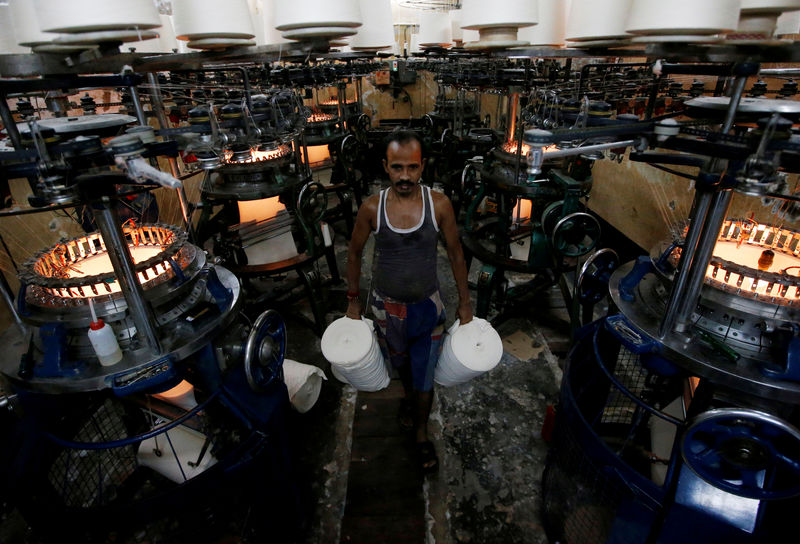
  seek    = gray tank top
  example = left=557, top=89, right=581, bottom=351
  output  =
left=373, top=185, right=440, bottom=303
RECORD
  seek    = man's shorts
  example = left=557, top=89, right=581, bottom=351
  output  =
left=370, top=290, right=446, bottom=392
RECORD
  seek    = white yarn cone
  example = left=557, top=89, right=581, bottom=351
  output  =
left=34, top=0, right=161, bottom=33
left=434, top=318, right=503, bottom=387
left=283, top=359, right=327, bottom=413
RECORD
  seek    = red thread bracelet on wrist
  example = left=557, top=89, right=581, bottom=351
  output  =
left=347, top=291, right=360, bottom=300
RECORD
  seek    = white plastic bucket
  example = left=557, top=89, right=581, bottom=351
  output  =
left=321, top=317, right=389, bottom=392
left=283, top=359, right=327, bottom=413
left=435, top=318, right=503, bottom=387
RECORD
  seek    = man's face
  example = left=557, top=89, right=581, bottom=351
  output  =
left=383, top=139, right=425, bottom=196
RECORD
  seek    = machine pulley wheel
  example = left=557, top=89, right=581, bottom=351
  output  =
left=297, top=181, right=327, bottom=225
left=422, top=114, right=434, bottom=138
left=354, top=113, right=370, bottom=144
left=681, top=407, right=800, bottom=500
left=244, top=309, right=287, bottom=392
left=577, top=248, right=619, bottom=304
left=340, top=134, right=360, bottom=166
left=541, top=200, right=565, bottom=234
left=552, top=212, right=600, bottom=257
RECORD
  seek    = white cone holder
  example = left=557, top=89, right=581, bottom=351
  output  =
left=283, top=359, right=327, bottom=413
left=321, top=316, right=389, bottom=392
left=434, top=318, right=503, bottom=387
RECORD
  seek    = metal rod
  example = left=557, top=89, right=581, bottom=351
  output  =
left=544, top=140, right=636, bottom=159
left=673, top=189, right=733, bottom=332
left=658, top=74, right=748, bottom=336
left=0, top=269, right=25, bottom=335
left=146, top=72, right=170, bottom=132
left=93, top=198, right=161, bottom=355
left=128, top=85, right=147, bottom=125
left=658, top=190, right=713, bottom=338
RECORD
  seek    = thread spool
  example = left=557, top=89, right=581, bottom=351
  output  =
left=776, top=10, right=800, bottom=36
left=173, top=0, right=256, bottom=40
left=733, top=0, right=800, bottom=40
left=274, top=0, right=362, bottom=31
left=626, top=0, right=741, bottom=36
left=0, top=5, right=27, bottom=54
left=34, top=0, right=161, bottom=33
left=135, top=14, right=179, bottom=53
left=350, top=0, right=394, bottom=50
left=9, top=0, right=57, bottom=47
left=460, top=0, right=538, bottom=48
left=518, top=0, right=569, bottom=47
left=418, top=11, right=452, bottom=48
left=566, top=0, right=633, bottom=42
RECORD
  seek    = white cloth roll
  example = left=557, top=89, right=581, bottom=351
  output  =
left=283, top=359, right=327, bottom=413
left=626, top=0, right=742, bottom=35
left=519, top=0, right=568, bottom=46
left=34, top=0, right=161, bottom=33
left=461, top=0, right=538, bottom=29
left=322, top=316, right=389, bottom=392
left=9, top=0, right=56, bottom=46
left=274, top=0, right=362, bottom=31
left=137, top=425, right=217, bottom=484
left=350, top=0, right=394, bottom=49
left=173, top=0, right=256, bottom=40
left=435, top=318, right=503, bottom=387
left=418, top=11, right=452, bottom=46
left=321, top=316, right=375, bottom=366
left=566, top=0, right=633, bottom=41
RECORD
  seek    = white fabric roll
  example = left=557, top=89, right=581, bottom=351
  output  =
left=321, top=316, right=376, bottom=366
left=322, top=316, right=389, bottom=392
left=626, top=0, right=742, bottom=35
left=9, top=0, right=56, bottom=46
left=519, top=0, right=568, bottom=46
left=173, top=0, right=256, bottom=40
left=418, top=11, right=451, bottom=46
left=137, top=425, right=217, bottom=484
left=350, top=0, right=394, bottom=49
left=566, top=0, right=633, bottom=41
left=461, top=0, right=538, bottom=29
left=435, top=318, right=503, bottom=387
left=283, top=359, right=327, bottom=413
left=274, top=0, right=362, bottom=31
left=0, top=6, right=27, bottom=53
left=34, top=0, right=161, bottom=33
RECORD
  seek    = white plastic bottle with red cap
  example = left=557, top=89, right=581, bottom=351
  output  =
left=87, top=298, right=123, bottom=366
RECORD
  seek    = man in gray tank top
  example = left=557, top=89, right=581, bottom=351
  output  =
left=346, top=129, right=473, bottom=474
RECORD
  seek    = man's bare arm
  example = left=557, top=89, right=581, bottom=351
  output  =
left=346, top=196, right=377, bottom=319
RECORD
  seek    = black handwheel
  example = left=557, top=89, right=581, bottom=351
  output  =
left=552, top=212, right=601, bottom=257
left=681, top=408, right=800, bottom=500
left=577, top=248, right=619, bottom=305
left=244, top=309, right=287, bottom=392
